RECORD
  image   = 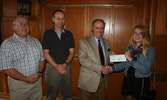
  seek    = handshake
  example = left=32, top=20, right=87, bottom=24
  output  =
left=101, top=65, right=112, bottom=75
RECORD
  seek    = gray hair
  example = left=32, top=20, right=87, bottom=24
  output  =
left=13, top=17, right=28, bottom=25
left=92, top=19, right=106, bottom=27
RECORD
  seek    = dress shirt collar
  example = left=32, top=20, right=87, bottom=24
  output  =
left=93, top=36, right=102, bottom=44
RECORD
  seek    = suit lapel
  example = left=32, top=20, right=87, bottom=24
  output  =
left=102, top=38, right=108, bottom=65
left=89, top=35, right=109, bottom=65
left=89, top=35, right=101, bottom=62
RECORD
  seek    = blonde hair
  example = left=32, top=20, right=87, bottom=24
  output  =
left=128, top=24, right=151, bottom=58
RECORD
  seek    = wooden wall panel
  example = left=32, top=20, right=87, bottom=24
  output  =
left=44, top=0, right=141, bottom=5
left=29, top=21, right=39, bottom=39
left=154, top=81, right=167, bottom=100
left=0, top=73, right=4, bottom=93
left=154, top=35, right=167, bottom=74
left=143, top=0, right=151, bottom=26
left=0, top=72, right=9, bottom=99
left=27, top=16, right=41, bottom=40
left=0, top=1, right=2, bottom=44
left=152, top=1, right=167, bottom=100
left=1, top=19, right=14, bottom=42
left=107, top=72, right=124, bottom=100
left=88, top=6, right=112, bottom=42
left=70, top=59, right=80, bottom=98
left=65, top=6, right=86, bottom=57
left=2, top=0, right=16, bottom=17
left=113, top=6, right=138, bottom=54
left=155, top=0, right=167, bottom=35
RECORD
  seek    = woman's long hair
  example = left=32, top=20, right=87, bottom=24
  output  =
left=128, top=24, right=151, bottom=58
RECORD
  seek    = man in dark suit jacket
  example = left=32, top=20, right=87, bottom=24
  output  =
left=78, top=19, right=112, bottom=100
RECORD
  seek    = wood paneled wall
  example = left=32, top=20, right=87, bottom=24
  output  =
left=155, top=0, right=167, bottom=35
left=0, top=1, right=2, bottom=44
left=0, top=0, right=167, bottom=100
left=153, top=0, right=167, bottom=99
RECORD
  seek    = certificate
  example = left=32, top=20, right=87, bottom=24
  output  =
left=110, top=54, right=127, bottom=62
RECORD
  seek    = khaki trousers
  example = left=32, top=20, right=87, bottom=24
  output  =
left=80, top=77, right=105, bottom=100
left=8, top=76, right=42, bottom=100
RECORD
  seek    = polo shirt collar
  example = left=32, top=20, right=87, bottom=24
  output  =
left=52, top=26, right=65, bottom=34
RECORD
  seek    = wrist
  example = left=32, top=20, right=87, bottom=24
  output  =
left=38, top=71, right=43, bottom=75
left=64, top=62, right=69, bottom=66
left=22, top=76, right=28, bottom=82
left=53, top=64, right=58, bottom=68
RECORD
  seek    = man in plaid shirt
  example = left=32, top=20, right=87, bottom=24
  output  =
left=0, top=17, right=45, bottom=100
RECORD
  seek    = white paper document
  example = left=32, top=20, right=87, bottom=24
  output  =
left=110, top=54, right=127, bottom=62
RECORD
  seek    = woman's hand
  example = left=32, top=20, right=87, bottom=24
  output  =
left=110, top=51, right=116, bottom=55
left=125, top=52, right=133, bottom=61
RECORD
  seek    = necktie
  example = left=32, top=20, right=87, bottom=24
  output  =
left=98, top=40, right=105, bottom=77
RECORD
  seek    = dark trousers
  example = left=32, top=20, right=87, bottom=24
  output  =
left=45, top=63, right=72, bottom=100
left=80, top=77, right=105, bottom=100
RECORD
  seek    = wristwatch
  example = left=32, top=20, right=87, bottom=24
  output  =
left=38, top=71, right=43, bottom=75
left=64, top=62, right=69, bottom=66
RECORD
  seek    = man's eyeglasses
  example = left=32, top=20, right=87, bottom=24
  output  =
left=14, top=22, right=29, bottom=26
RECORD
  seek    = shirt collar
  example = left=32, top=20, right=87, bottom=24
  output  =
left=52, top=26, right=65, bottom=34
left=93, top=36, right=102, bottom=42
left=14, top=33, right=29, bottom=42
left=55, top=29, right=65, bottom=34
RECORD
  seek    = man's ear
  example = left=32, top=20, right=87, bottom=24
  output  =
left=91, top=27, right=93, bottom=32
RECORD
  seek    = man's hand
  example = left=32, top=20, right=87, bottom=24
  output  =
left=101, top=65, right=111, bottom=74
left=24, top=73, right=41, bottom=83
left=55, top=64, right=67, bottom=74
left=3, top=68, right=41, bottom=84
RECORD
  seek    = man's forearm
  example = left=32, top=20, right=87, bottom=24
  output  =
left=3, top=68, right=40, bottom=83
left=43, top=50, right=58, bottom=68
left=65, top=48, right=75, bottom=63
left=3, top=68, right=27, bottom=81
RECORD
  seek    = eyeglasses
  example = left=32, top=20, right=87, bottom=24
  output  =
left=14, top=22, right=29, bottom=26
